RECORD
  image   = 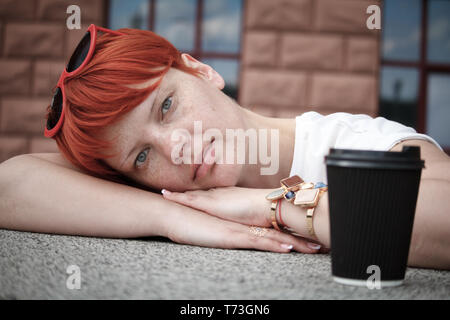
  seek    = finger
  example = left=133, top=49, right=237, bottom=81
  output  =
left=244, top=236, right=294, bottom=253
left=162, top=189, right=212, bottom=212
left=263, top=229, right=322, bottom=254
left=319, top=246, right=331, bottom=254
left=231, top=225, right=321, bottom=254
left=229, top=229, right=294, bottom=253
left=291, top=236, right=328, bottom=253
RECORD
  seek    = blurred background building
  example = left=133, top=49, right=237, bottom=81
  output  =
left=0, top=0, right=449, bottom=163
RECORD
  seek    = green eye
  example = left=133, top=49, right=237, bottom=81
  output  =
left=161, top=96, right=172, bottom=115
left=135, top=148, right=149, bottom=167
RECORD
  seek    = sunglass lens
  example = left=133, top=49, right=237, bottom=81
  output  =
left=66, top=31, right=91, bottom=72
left=47, top=87, right=63, bottom=130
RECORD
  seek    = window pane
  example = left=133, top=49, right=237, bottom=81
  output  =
left=426, top=73, right=450, bottom=148
left=202, top=0, right=242, bottom=53
left=109, top=0, right=149, bottom=30
left=202, top=58, right=239, bottom=100
left=427, top=0, right=450, bottom=64
left=154, top=0, right=197, bottom=52
left=379, top=66, right=419, bottom=129
left=382, top=0, right=421, bottom=61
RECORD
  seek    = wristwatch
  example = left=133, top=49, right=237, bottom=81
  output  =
left=294, top=182, right=328, bottom=207
left=265, top=175, right=328, bottom=238
left=294, top=182, right=328, bottom=238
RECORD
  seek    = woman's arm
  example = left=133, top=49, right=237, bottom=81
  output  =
left=162, top=181, right=450, bottom=269
left=0, top=154, right=312, bottom=253
left=279, top=178, right=450, bottom=269
left=0, top=153, right=167, bottom=238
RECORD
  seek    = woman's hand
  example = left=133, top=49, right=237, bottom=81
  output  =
left=161, top=186, right=327, bottom=253
left=163, top=199, right=322, bottom=254
left=162, top=186, right=272, bottom=227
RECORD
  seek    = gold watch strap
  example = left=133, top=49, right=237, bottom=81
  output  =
left=306, top=207, right=316, bottom=237
left=305, top=189, right=327, bottom=238
left=270, top=200, right=280, bottom=231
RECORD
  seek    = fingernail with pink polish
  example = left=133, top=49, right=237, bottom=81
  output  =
left=281, top=243, right=293, bottom=250
left=307, top=242, right=321, bottom=250
left=161, top=189, right=171, bottom=196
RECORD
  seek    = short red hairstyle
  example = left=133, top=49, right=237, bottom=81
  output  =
left=45, top=28, right=201, bottom=184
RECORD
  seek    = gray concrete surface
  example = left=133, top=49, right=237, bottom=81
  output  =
left=0, top=229, right=449, bottom=299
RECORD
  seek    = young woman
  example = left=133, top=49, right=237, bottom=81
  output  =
left=1, top=26, right=449, bottom=269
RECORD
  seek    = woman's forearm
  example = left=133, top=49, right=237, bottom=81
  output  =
left=278, top=194, right=330, bottom=248
left=407, top=179, right=450, bottom=269
left=0, top=154, right=172, bottom=238
left=279, top=180, right=450, bottom=269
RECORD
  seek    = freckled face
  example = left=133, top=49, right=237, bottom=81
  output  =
left=101, top=68, right=245, bottom=192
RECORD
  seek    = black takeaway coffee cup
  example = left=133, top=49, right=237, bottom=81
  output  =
left=324, top=146, right=425, bottom=288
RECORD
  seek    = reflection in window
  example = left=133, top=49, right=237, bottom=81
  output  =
left=380, top=0, right=450, bottom=152
left=426, top=74, right=450, bottom=147
left=108, top=0, right=242, bottom=101
left=154, top=0, right=197, bottom=52
left=379, top=67, right=419, bottom=129
left=109, top=0, right=148, bottom=30
left=427, top=0, right=450, bottom=64
left=202, top=59, right=239, bottom=100
left=382, top=0, right=421, bottom=61
left=202, top=0, right=242, bottom=53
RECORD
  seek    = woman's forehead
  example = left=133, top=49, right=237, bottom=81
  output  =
left=101, top=68, right=198, bottom=167
left=101, top=86, right=160, bottom=153
left=103, top=69, right=178, bottom=137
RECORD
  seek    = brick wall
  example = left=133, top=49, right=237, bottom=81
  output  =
left=239, top=0, right=381, bottom=119
left=0, top=0, right=104, bottom=162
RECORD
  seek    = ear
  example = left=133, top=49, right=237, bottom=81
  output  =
left=181, top=53, right=225, bottom=90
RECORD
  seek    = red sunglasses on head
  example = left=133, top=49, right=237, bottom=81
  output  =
left=44, top=24, right=125, bottom=138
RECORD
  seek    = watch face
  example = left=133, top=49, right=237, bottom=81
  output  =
left=281, top=175, right=304, bottom=189
left=294, top=189, right=319, bottom=206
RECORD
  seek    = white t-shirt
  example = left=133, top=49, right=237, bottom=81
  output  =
left=289, top=111, right=443, bottom=184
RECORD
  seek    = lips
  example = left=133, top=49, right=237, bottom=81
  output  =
left=193, top=138, right=215, bottom=181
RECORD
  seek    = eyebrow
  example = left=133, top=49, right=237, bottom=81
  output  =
left=120, top=92, right=159, bottom=171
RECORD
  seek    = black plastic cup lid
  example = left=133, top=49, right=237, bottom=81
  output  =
left=325, top=146, right=425, bottom=170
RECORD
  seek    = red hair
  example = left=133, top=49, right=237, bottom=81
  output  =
left=46, top=28, right=201, bottom=184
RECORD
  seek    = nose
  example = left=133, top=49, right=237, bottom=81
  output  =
left=144, top=126, right=190, bottom=166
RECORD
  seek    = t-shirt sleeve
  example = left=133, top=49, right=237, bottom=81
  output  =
left=289, top=111, right=443, bottom=184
